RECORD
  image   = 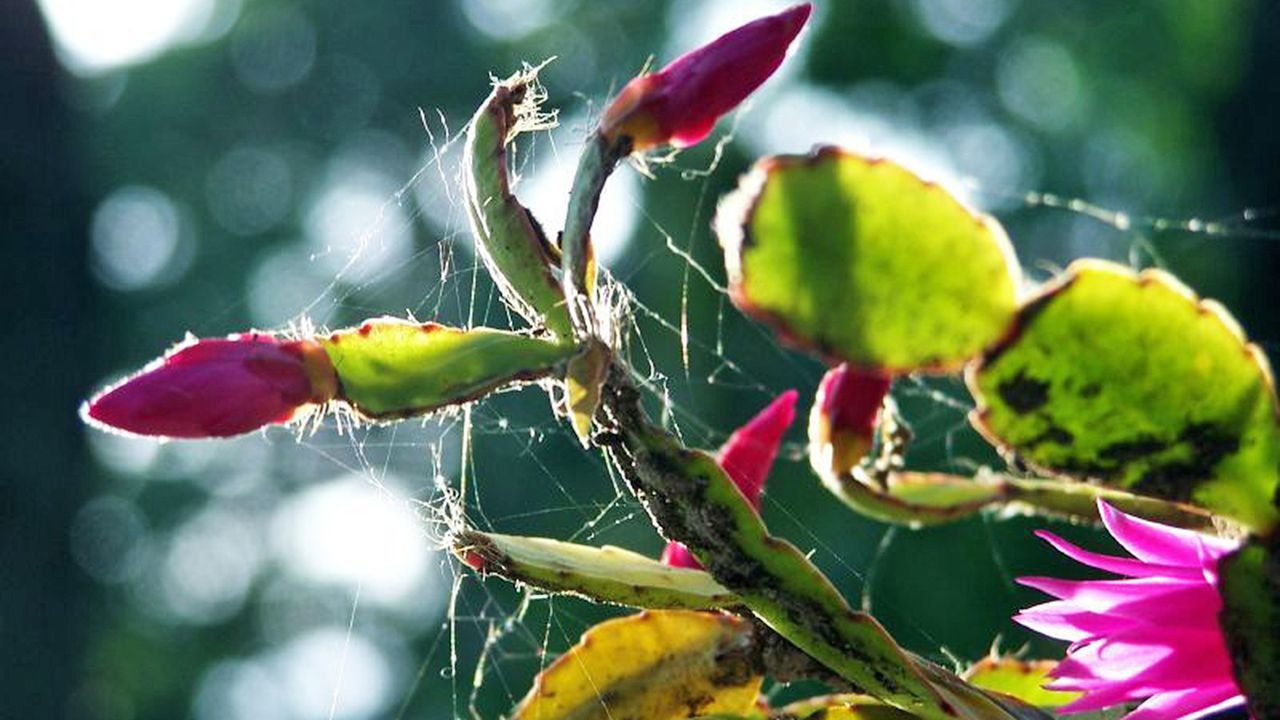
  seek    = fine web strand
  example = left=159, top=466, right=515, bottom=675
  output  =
left=263, top=93, right=1280, bottom=717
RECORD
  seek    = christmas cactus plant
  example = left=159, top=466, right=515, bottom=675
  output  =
left=84, top=5, right=1277, bottom=719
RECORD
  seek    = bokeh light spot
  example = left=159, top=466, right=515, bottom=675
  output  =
left=36, top=0, right=218, bottom=75
left=90, top=185, right=194, bottom=292
left=518, top=114, right=640, bottom=268
left=271, top=476, right=435, bottom=606
left=229, top=4, right=317, bottom=94
left=206, top=145, right=294, bottom=236
left=997, top=37, right=1086, bottom=132
left=70, top=495, right=149, bottom=584
left=272, top=628, right=394, bottom=720
left=459, top=0, right=560, bottom=40
left=911, top=0, right=1012, bottom=48
left=304, top=156, right=414, bottom=285
left=153, top=507, right=264, bottom=625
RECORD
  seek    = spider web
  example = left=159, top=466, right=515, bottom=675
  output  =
left=151, top=88, right=1280, bottom=720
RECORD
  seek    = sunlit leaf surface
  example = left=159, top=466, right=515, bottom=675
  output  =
left=717, top=147, right=1020, bottom=373
left=962, top=657, right=1078, bottom=709
left=969, top=260, right=1280, bottom=531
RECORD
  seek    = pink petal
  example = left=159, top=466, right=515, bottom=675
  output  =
left=1123, top=683, right=1245, bottom=720
left=716, top=390, right=798, bottom=508
left=1035, top=530, right=1200, bottom=580
left=1054, top=679, right=1150, bottom=713
left=1174, top=693, right=1248, bottom=720
left=1014, top=600, right=1137, bottom=643
left=1061, top=627, right=1233, bottom=691
left=1016, top=576, right=1220, bottom=624
left=1097, top=501, right=1236, bottom=568
left=1053, top=638, right=1175, bottom=684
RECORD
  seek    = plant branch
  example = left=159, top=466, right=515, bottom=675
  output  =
left=596, top=362, right=1045, bottom=720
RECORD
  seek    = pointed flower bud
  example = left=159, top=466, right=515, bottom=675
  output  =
left=601, top=3, right=811, bottom=152
left=809, top=364, right=893, bottom=476
left=84, top=333, right=338, bottom=439
left=662, top=390, right=798, bottom=569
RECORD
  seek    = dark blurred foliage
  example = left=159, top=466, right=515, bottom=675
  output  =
left=5, top=0, right=1279, bottom=718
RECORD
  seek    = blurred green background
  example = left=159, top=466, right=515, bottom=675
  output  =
left=4, top=0, right=1278, bottom=718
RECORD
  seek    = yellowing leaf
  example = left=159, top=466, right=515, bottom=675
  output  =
left=962, top=658, right=1079, bottom=709
left=779, top=694, right=923, bottom=719
left=512, top=610, right=762, bottom=720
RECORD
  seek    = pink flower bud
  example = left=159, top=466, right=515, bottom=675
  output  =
left=809, top=364, right=892, bottom=475
left=663, top=390, right=797, bottom=569
left=716, top=389, right=799, bottom=510
left=84, top=333, right=338, bottom=439
left=601, top=3, right=811, bottom=151
left=659, top=541, right=700, bottom=570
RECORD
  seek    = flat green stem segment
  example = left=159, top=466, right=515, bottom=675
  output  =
left=452, top=529, right=738, bottom=610
left=559, top=131, right=628, bottom=331
left=999, top=475, right=1220, bottom=530
left=1218, top=535, right=1279, bottom=720
left=961, top=658, right=1078, bottom=709
left=820, top=468, right=1219, bottom=531
left=818, top=469, right=1005, bottom=528
left=777, top=694, right=924, bottom=719
left=968, top=259, right=1280, bottom=532
left=716, top=147, right=1020, bottom=373
left=601, top=367, right=1027, bottom=720
left=511, top=610, right=763, bottom=720
left=321, top=317, right=574, bottom=419
left=464, top=68, right=573, bottom=338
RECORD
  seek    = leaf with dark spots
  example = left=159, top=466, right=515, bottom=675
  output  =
left=969, top=260, right=1280, bottom=532
left=1099, top=436, right=1169, bottom=463
left=997, top=372, right=1049, bottom=414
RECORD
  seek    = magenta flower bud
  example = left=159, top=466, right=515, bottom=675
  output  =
left=1014, top=501, right=1246, bottom=720
left=84, top=333, right=338, bottom=439
left=809, top=364, right=893, bottom=475
left=601, top=3, right=811, bottom=151
left=663, top=390, right=797, bottom=569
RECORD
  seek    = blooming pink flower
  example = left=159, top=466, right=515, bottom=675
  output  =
left=1014, top=500, right=1247, bottom=720
left=662, top=390, right=798, bottom=569
left=84, top=333, right=337, bottom=439
left=601, top=4, right=811, bottom=151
